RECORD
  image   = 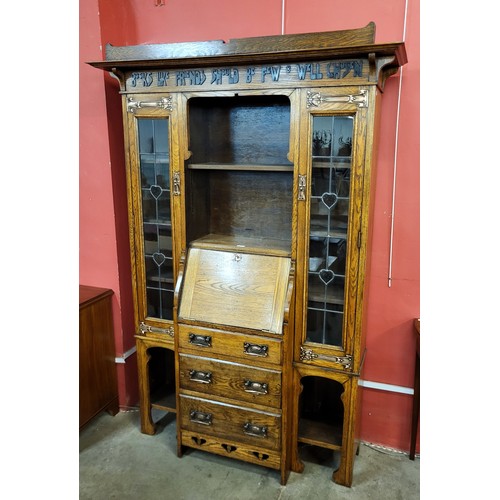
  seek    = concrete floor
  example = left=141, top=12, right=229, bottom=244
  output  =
left=80, top=409, right=419, bottom=500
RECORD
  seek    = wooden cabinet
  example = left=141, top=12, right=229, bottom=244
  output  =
left=79, top=285, right=119, bottom=429
left=89, top=22, right=406, bottom=486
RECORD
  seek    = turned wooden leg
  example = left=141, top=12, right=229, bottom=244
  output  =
left=136, top=338, right=156, bottom=435
left=409, top=351, right=420, bottom=460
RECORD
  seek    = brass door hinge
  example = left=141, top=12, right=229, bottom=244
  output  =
left=173, top=171, right=181, bottom=196
left=298, top=174, right=307, bottom=201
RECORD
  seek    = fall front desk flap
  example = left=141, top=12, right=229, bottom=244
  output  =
left=178, top=247, right=291, bottom=334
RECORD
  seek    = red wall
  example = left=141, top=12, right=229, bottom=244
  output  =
left=80, top=0, right=419, bottom=452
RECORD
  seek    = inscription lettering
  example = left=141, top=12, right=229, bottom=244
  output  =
left=261, top=66, right=281, bottom=82
left=157, top=71, right=169, bottom=86
left=176, top=69, right=207, bottom=86
left=131, top=72, right=153, bottom=87
left=326, top=60, right=363, bottom=79
left=127, top=60, right=364, bottom=89
left=246, top=67, right=256, bottom=83
left=211, top=67, right=239, bottom=85
left=297, top=63, right=323, bottom=80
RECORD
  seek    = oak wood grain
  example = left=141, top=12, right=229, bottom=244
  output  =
left=89, top=23, right=407, bottom=486
left=179, top=248, right=291, bottom=333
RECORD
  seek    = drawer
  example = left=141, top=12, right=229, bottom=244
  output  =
left=181, top=430, right=282, bottom=470
left=179, top=354, right=282, bottom=409
left=180, top=395, right=281, bottom=451
left=178, top=324, right=282, bottom=365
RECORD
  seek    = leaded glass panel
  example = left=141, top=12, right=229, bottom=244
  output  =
left=306, top=115, right=353, bottom=347
left=138, top=118, right=173, bottom=320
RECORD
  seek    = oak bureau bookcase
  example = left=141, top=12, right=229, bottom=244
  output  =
left=89, top=22, right=406, bottom=486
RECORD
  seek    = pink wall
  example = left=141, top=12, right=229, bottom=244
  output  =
left=80, top=0, right=419, bottom=451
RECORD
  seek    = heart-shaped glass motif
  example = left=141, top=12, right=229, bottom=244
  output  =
left=152, top=252, right=166, bottom=267
left=319, top=269, right=335, bottom=285
left=150, top=184, right=163, bottom=200
left=321, top=192, right=338, bottom=210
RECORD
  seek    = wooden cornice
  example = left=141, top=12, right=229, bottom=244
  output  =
left=88, top=22, right=406, bottom=74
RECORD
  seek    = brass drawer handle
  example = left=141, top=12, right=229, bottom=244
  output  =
left=190, top=410, right=212, bottom=426
left=189, top=333, right=212, bottom=347
left=243, top=422, right=268, bottom=438
left=243, top=380, right=268, bottom=395
left=189, top=370, right=212, bottom=384
left=243, top=342, right=269, bottom=357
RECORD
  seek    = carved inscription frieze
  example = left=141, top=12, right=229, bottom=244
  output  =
left=126, top=59, right=364, bottom=90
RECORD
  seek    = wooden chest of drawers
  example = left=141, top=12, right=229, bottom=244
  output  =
left=176, top=247, right=293, bottom=482
left=79, top=285, right=119, bottom=429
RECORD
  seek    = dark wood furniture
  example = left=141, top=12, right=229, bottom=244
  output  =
left=89, top=22, right=406, bottom=486
left=79, top=285, right=119, bottom=429
left=409, top=318, right=420, bottom=460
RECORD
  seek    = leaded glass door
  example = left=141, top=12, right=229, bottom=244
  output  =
left=296, top=87, right=369, bottom=368
left=308, top=114, right=352, bottom=347
left=125, top=95, right=178, bottom=328
left=139, top=118, right=174, bottom=319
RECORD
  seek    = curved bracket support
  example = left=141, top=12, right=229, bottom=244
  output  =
left=109, top=67, right=126, bottom=92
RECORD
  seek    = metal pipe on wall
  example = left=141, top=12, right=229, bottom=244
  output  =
left=388, top=0, right=409, bottom=288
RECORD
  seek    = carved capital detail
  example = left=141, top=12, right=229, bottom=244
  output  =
left=127, top=96, right=173, bottom=113
left=139, top=321, right=174, bottom=337
left=306, top=89, right=368, bottom=109
left=300, top=347, right=318, bottom=362
left=300, top=346, right=353, bottom=369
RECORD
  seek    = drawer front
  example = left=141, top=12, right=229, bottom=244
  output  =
left=181, top=430, right=282, bottom=470
left=180, top=395, right=281, bottom=451
left=178, top=324, right=282, bottom=365
left=179, top=354, right=282, bottom=409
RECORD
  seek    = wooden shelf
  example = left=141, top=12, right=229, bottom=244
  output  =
left=298, top=418, right=343, bottom=451
left=147, top=275, right=174, bottom=284
left=151, top=389, right=177, bottom=413
left=188, top=162, right=294, bottom=172
left=312, top=159, right=351, bottom=170
left=190, top=233, right=291, bottom=257
left=143, top=220, right=172, bottom=227
left=310, top=229, right=348, bottom=240
left=308, top=282, right=344, bottom=305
